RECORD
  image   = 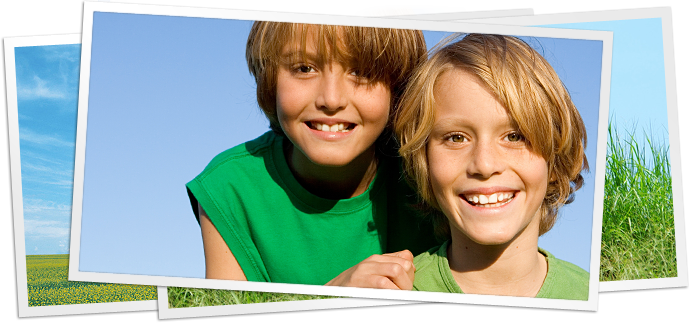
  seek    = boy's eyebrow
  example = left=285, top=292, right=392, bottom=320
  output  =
left=280, top=50, right=321, bottom=62
left=280, top=47, right=350, bottom=67
left=432, top=116, right=515, bottom=131
left=433, top=118, right=465, bottom=128
left=430, top=119, right=464, bottom=134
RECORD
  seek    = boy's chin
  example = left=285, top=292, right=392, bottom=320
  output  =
left=453, top=226, right=524, bottom=247
left=305, top=155, right=364, bottom=168
left=467, top=234, right=515, bottom=247
left=299, top=146, right=376, bottom=169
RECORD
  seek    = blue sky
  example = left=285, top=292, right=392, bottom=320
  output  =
left=15, top=44, right=80, bottom=255
left=74, top=12, right=605, bottom=279
left=15, top=43, right=159, bottom=307
left=12, top=18, right=65, bottom=36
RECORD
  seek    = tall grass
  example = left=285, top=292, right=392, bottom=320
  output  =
left=600, top=122, right=676, bottom=281
left=167, top=287, right=336, bottom=308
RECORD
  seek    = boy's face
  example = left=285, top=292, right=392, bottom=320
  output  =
left=427, top=68, right=548, bottom=246
left=275, top=32, right=391, bottom=168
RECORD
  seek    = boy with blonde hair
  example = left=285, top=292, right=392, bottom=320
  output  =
left=395, top=34, right=590, bottom=299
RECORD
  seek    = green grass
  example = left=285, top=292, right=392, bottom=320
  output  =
left=600, top=123, right=677, bottom=281
left=26, top=254, right=157, bottom=306
left=167, top=287, right=337, bottom=308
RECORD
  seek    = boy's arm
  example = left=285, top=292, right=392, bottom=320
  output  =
left=325, top=250, right=415, bottom=290
left=199, top=203, right=248, bottom=281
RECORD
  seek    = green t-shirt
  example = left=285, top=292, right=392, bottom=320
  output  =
left=187, top=131, right=437, bottom=285
left=413, top=241, right=590, bottom=300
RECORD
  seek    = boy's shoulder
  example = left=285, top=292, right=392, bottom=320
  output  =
left=538, top=249, right=590, bottom=300
left=187, top=131, right=288, bottom=198
left=206, top=131, right=277, bottom=167
left=198, top=131, right=280, bottom=178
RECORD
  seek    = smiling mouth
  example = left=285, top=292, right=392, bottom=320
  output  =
left=307, top=121, right=356, bottom=133
left=462, top=192, right=515, bottom=208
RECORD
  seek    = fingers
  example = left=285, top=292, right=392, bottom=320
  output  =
left=325, top=250, right=416, bottom=290
left=368, top=251, right=415, bottom=284
left=347, top=260, right=414, bottom=290
left=380, top=250, right=415, bottom=284
left=387, top=249, right=414, bottom=267
left=366, top=259, right=414, bottom=290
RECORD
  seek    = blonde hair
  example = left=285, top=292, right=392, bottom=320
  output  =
left=395, top=34, right=588, bottom=239
left=246, top=21, right=427, bottom=135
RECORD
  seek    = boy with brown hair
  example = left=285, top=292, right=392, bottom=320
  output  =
left=187, top=22, right=436, bottom=288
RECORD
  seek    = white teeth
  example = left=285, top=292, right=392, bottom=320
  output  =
left=311, top=122, right=351, bottom=132
left=464, top=192, right=514, bottom=207
left=488, top=194, right=498, bottom=204
left=479, top=195, right=489, bottom=204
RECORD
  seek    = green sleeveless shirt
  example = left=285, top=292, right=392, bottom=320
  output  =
left=187, top=131, right=437, bottom=285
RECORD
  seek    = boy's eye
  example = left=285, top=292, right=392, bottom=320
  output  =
left=297, top=65, right=314, bottom=73
left=349, top=69, right=371, bottom=84
left=504, top=132, right=524, bottom=142
left=294, top=65, right=314, bottom=73
left=448, top=134, right=467, bottom=143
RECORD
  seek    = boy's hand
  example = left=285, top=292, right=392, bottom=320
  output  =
left=325, top=250, right=415, bottom=290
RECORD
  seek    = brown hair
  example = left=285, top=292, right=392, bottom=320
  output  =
left=246, top=21, right=427, bottom=135
left=395, top=34, right=588, bottom=239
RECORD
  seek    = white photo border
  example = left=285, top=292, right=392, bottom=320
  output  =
left=70, top=1, right=611, bottom=311
left=384, top=9, right=533, bottom=20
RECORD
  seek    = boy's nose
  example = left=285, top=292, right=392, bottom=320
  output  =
left=467, top=141, right=505, bottom=178
left=315, top=73, right=347, bottom=112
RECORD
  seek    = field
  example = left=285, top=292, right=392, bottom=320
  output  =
left=599, top=124, right=677, bottom=281
left=167, top=287, right=336, bottom=308
left=26, top=254, right=157, bottom=307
